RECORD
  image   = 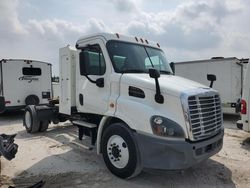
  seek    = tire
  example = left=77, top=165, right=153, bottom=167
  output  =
left=39, top=120, right=49, bottom=132
left=236, top=122, right=243, bottom=130
left=23, top=105, right=40, bottom=133
left=25, top=95, right=40, bottom=105
left=52, top=119, right=60, bottom=124
left=101, top=123, right=141, bottom=179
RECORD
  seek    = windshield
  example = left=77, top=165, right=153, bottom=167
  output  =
left=106, top=41, right=173, bottom=74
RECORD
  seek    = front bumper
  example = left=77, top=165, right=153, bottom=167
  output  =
left=0, top=96, right=5, bottom=113
left=134, top=130, right=224, bottom=170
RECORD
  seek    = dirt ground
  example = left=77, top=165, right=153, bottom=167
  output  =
left=0, top=111, right=250, bottom=188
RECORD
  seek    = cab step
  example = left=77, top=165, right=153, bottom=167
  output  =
left=72, top=120, right=97, bottom=128
left=72, top=120, right=97, bottom=146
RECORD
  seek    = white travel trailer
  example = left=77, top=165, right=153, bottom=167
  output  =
left=0, top=59, right=52, bottom=112
left=237, top=62, right=250, bottom=132
left=23, top=33, right=224, bottom=178
left=174, top=57, right=249, bottom=114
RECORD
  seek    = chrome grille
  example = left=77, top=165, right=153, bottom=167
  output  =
left=188, top=94, right=222, bottom=141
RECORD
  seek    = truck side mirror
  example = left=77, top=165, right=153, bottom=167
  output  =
left=79, top=50, right=104, bottom=88
left=149, top=68, right=160, bottom=79
left=170, top=62, right=175, bottom=75
left=148, top=68, right=164, bottom=104
left=207, top=74, right=216, bottom=88
left=79, top=51, right=88, bottom=76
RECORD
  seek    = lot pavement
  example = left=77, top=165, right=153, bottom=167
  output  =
left=0, top=111, right=250, bottom=188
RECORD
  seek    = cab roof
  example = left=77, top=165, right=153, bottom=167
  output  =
left=76, top=32, right=161, bottom=49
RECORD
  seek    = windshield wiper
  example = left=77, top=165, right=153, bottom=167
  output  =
left=159, top=70, right=173, bottom=75
left=122, top=69, right=148, bottom=73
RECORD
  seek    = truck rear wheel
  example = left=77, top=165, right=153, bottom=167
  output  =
left=23, top=105, right=40, bottom=133
left=101, top=123, right=141, bottom=179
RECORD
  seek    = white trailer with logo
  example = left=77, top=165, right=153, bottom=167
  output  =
left=0, top=59, right=52, bottom=112
left=237, top=61, right=250, bottom=132
left=173, top=57, right=249, bottom=114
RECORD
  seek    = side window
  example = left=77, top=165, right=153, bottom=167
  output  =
left=22, top=67, right=42, bottom=76
left=79, top=45, right=106, bottom=75
left=145, top=56, right=163, bottom=70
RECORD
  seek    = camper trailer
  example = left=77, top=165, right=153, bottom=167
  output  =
left=0, top=59, right=52, bottom=112
left=237, top=62, right=250, bottom=132
left=174, top=57, right=249, bottom=114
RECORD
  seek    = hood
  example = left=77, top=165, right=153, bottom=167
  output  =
left=121, top=73, right=212, bottom=97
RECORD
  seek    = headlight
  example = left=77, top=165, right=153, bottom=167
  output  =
left=151, top=116, right=185, bottom=138
left=153, top=116, right=164, bottom=125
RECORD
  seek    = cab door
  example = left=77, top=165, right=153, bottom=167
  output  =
left=76, top=39, right=111, bottom=115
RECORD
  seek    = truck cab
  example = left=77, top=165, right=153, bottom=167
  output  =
left=23, top=33, right=224, bottom=178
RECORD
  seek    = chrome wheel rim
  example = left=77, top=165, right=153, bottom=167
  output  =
left=107, top=135, right=129, bottom=169
left=25, top=111, right=32, bottom=129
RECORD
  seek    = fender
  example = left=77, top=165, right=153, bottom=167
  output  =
left=96, top=116, right=109, bottom=154
left=96, top=115, right=135, bottom=154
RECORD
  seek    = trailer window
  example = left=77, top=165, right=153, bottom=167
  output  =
left=22, top=67, right=42, bottom=76
left=79, top=44, right=106, bottom=75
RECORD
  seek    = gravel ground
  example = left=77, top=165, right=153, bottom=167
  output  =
left=0, top=111, right=250, bottom=188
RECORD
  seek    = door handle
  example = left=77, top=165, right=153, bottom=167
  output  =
left=79, top=94, right=83, bottom=106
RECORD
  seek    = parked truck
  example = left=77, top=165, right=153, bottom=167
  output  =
left=22, top=33, right=224, bottom=178
left=0, top=59, right=52, bottom=112
left=174, top=57, right=249, bottom=114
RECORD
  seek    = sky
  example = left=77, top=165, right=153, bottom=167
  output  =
left=0, top=0, right=250, bottom=75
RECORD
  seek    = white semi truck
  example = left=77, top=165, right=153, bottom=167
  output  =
left=173, top=57, right=249, bottom=114
left=0, top=59, right=52, bottom=113
left=22, top=33, right=224, bottom=178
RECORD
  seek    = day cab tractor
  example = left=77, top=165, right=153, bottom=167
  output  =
left=23, top=33, right=224, bottom=178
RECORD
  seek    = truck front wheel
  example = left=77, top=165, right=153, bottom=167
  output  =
left=23, top=105, right=40, bottom=133
left=101, top=123, right=141, bottom=178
